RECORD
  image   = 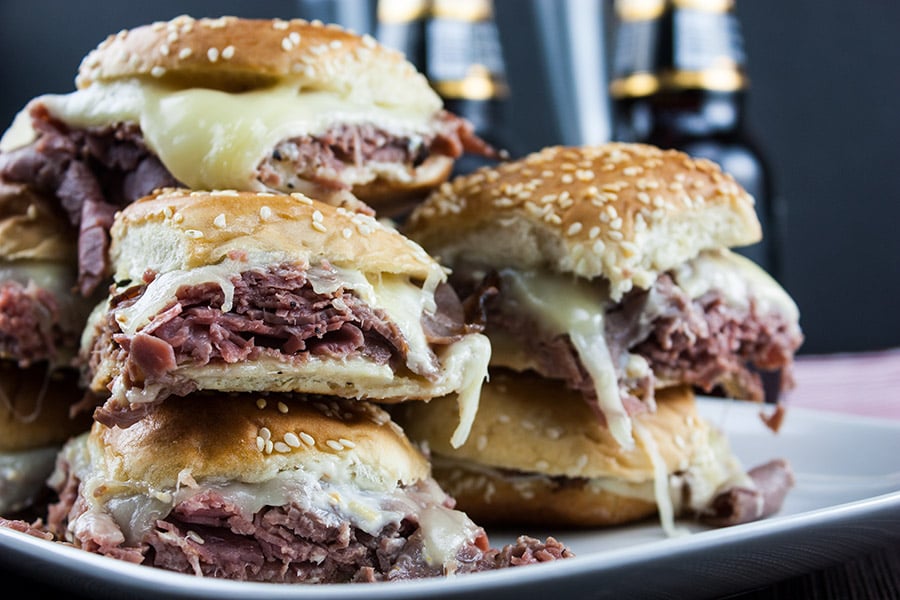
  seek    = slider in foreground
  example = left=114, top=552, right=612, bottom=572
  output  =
left=40, top=393, right=572, bottom=582
left=0, top=15, right=494, bottom=296
left=396, top=371, right=795, bottom=532
left=81, top=189, right=490, bottom=447
left=404, top=143, right=804, bottom=449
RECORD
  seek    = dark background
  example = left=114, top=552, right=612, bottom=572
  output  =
left=1, top=0, right=897, bottom=356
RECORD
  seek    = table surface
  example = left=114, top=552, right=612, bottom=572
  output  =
left=3, top=348, right=899, bottom=598
left=729, top=347, right=900, bottom=599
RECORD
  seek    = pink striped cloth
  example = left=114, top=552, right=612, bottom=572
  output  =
left=783, top=347, right=900, bottom=420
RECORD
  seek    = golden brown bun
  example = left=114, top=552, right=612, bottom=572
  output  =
left=91, top=392, right=430, bottom=492
left=404, top=143, right=761, bottom=299
left=399, top=372, right=705, bottom=481
left=110, top=188, right=443, bottom=283
left=0, top=361, right=92, bottom=452
left=350, top=156, right=455, bottom=218
left=76, top=16, right=436, bottom=105
left=430, top=460, right=658, bottom=527
left=0, top=183, right=75, bottom=262
left=395, top=373, right=749, bottom=527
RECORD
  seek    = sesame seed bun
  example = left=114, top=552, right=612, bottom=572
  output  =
left=395, top=372, right=749, bottom=527
left=76, top=16, right=439, bottom=113
left=404, top=143, right=761, bottom=300
left=88, top=393, right=430, bottom=493
left=68, top=15, right=456, bottom=213
left=108, top=188, right=443, bottom=284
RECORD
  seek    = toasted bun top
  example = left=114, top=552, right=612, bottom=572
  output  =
left=0, top=183, right=75, bottom=262
left=110, top=188, right=444, bottom=283
left=75, top=15, right=441, bottom=114
left=397, top=372, right=710, bottom=482
left=90, top=392, right=430, bottom=491
left=405, top=143, right=761, bottom=299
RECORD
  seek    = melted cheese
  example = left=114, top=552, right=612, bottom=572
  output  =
left=2, top=79, right=440, bottom=191
left=673, top=249, right=799, bottom=320
left=500, top=269, right=634, bottom=449
left=58, top=433, right=478, bottom=570
left=633, top=423, right=689, bottom=538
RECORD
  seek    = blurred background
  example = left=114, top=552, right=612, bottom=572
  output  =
left=1, top=0, right=897, bottom=357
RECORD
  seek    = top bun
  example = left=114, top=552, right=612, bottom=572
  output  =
left=90, top=392, right=430, bottom=493
left=110, top=187, right=444, bottom=284
left=405, top=143, right=761, bottom=299
left=75, top=15, right=441, bottom=115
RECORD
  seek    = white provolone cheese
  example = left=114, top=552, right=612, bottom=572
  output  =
left=633, top=423, right=690, bottom=538
left=673, top=249, right=799, bottom=320
left=4, top=80, right=439, bottom=192
left=500, top=269, right=634, bottom=450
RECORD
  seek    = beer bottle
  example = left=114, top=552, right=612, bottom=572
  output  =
left=375, top=0, right=431, bottom=72
left=425, top=0, right=511, bottom=174
left=609, top=0, right=780, bottom=281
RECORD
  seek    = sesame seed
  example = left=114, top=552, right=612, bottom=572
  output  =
left=326, top=440, right=343, bottom=451
left=273, top=20, right=289, bottom=30
left=256, top=398, right=266, bottom=409
left=561, top=174, right=574, bottom=184
left=259, top=427, right=271, bottom=441
left=290, top=192, right=313, bottom=205
left=265, top=440, right=274, bottom=454
left=298, top=431, right=315, bottom=446
left=184, top=229, right=203, bottom=238
left=589, top=226, right=601, bottom=239
left=274, top=441, right=291, bottom=453
left=609, top=230, right=624, bottom=241
left=256, top=436, right=265, bottom=451
left=207, top=47, right=219, bottom=62
left=213, top=213, right=227, bottom=229
left=222, top=45, right=235, bottom=60
left=282, top=38, right=294, bottom=51
left=342, top=227, right=353, bottom=239
left=338, top=438, right=356, bottom=448
left=178, top=47, right=193, bottom=59
left=284, top=432, right=301, bottom=448
left=312, top=221, right=327, bottom=233
left=566, top=222, right=583, bottom=236
left=150, top=66, right=166, bottom=78
left=259, top=205, right=273, bottom=220
left=173, top=212, right=184, bottom=223
left=277, top=401, right=288, bottom=413
left=159, top=44, right=170, bottom=56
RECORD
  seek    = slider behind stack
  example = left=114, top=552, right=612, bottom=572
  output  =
left=0, top=183, right=94, bottom=516
left=399, top=142, right=802, bottom=531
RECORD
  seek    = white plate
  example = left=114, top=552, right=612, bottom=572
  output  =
left=2, top=397, right=900, bottom=599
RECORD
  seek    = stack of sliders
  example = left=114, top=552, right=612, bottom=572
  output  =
left=0, top=183, right=94, bottom=518
left=0, top=15, right=572, bottom=583
left=0, top=15, right=497, bottom=300
left=31, top=188, right=571, bottom=582
left=397, top=143, right=803, bottom=533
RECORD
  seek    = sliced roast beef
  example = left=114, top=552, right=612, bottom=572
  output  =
left=468, top=270, right=803, bottom=426
left=89, top=263, right=475, bottom=428
left=0, top=104, right=180, bottom=296
left=43, top=457, right=572, bottom=583
left=0, top=280, right=69, bottom=366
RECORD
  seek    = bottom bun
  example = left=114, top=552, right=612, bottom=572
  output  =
left=396, top=370, right=791, bottom=530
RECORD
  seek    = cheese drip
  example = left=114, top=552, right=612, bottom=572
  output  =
left=57, top=433, right=479, bottom=570
left=500, top=269, right=634, bottom=449
left=2, top=79, right=440, bottom=191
